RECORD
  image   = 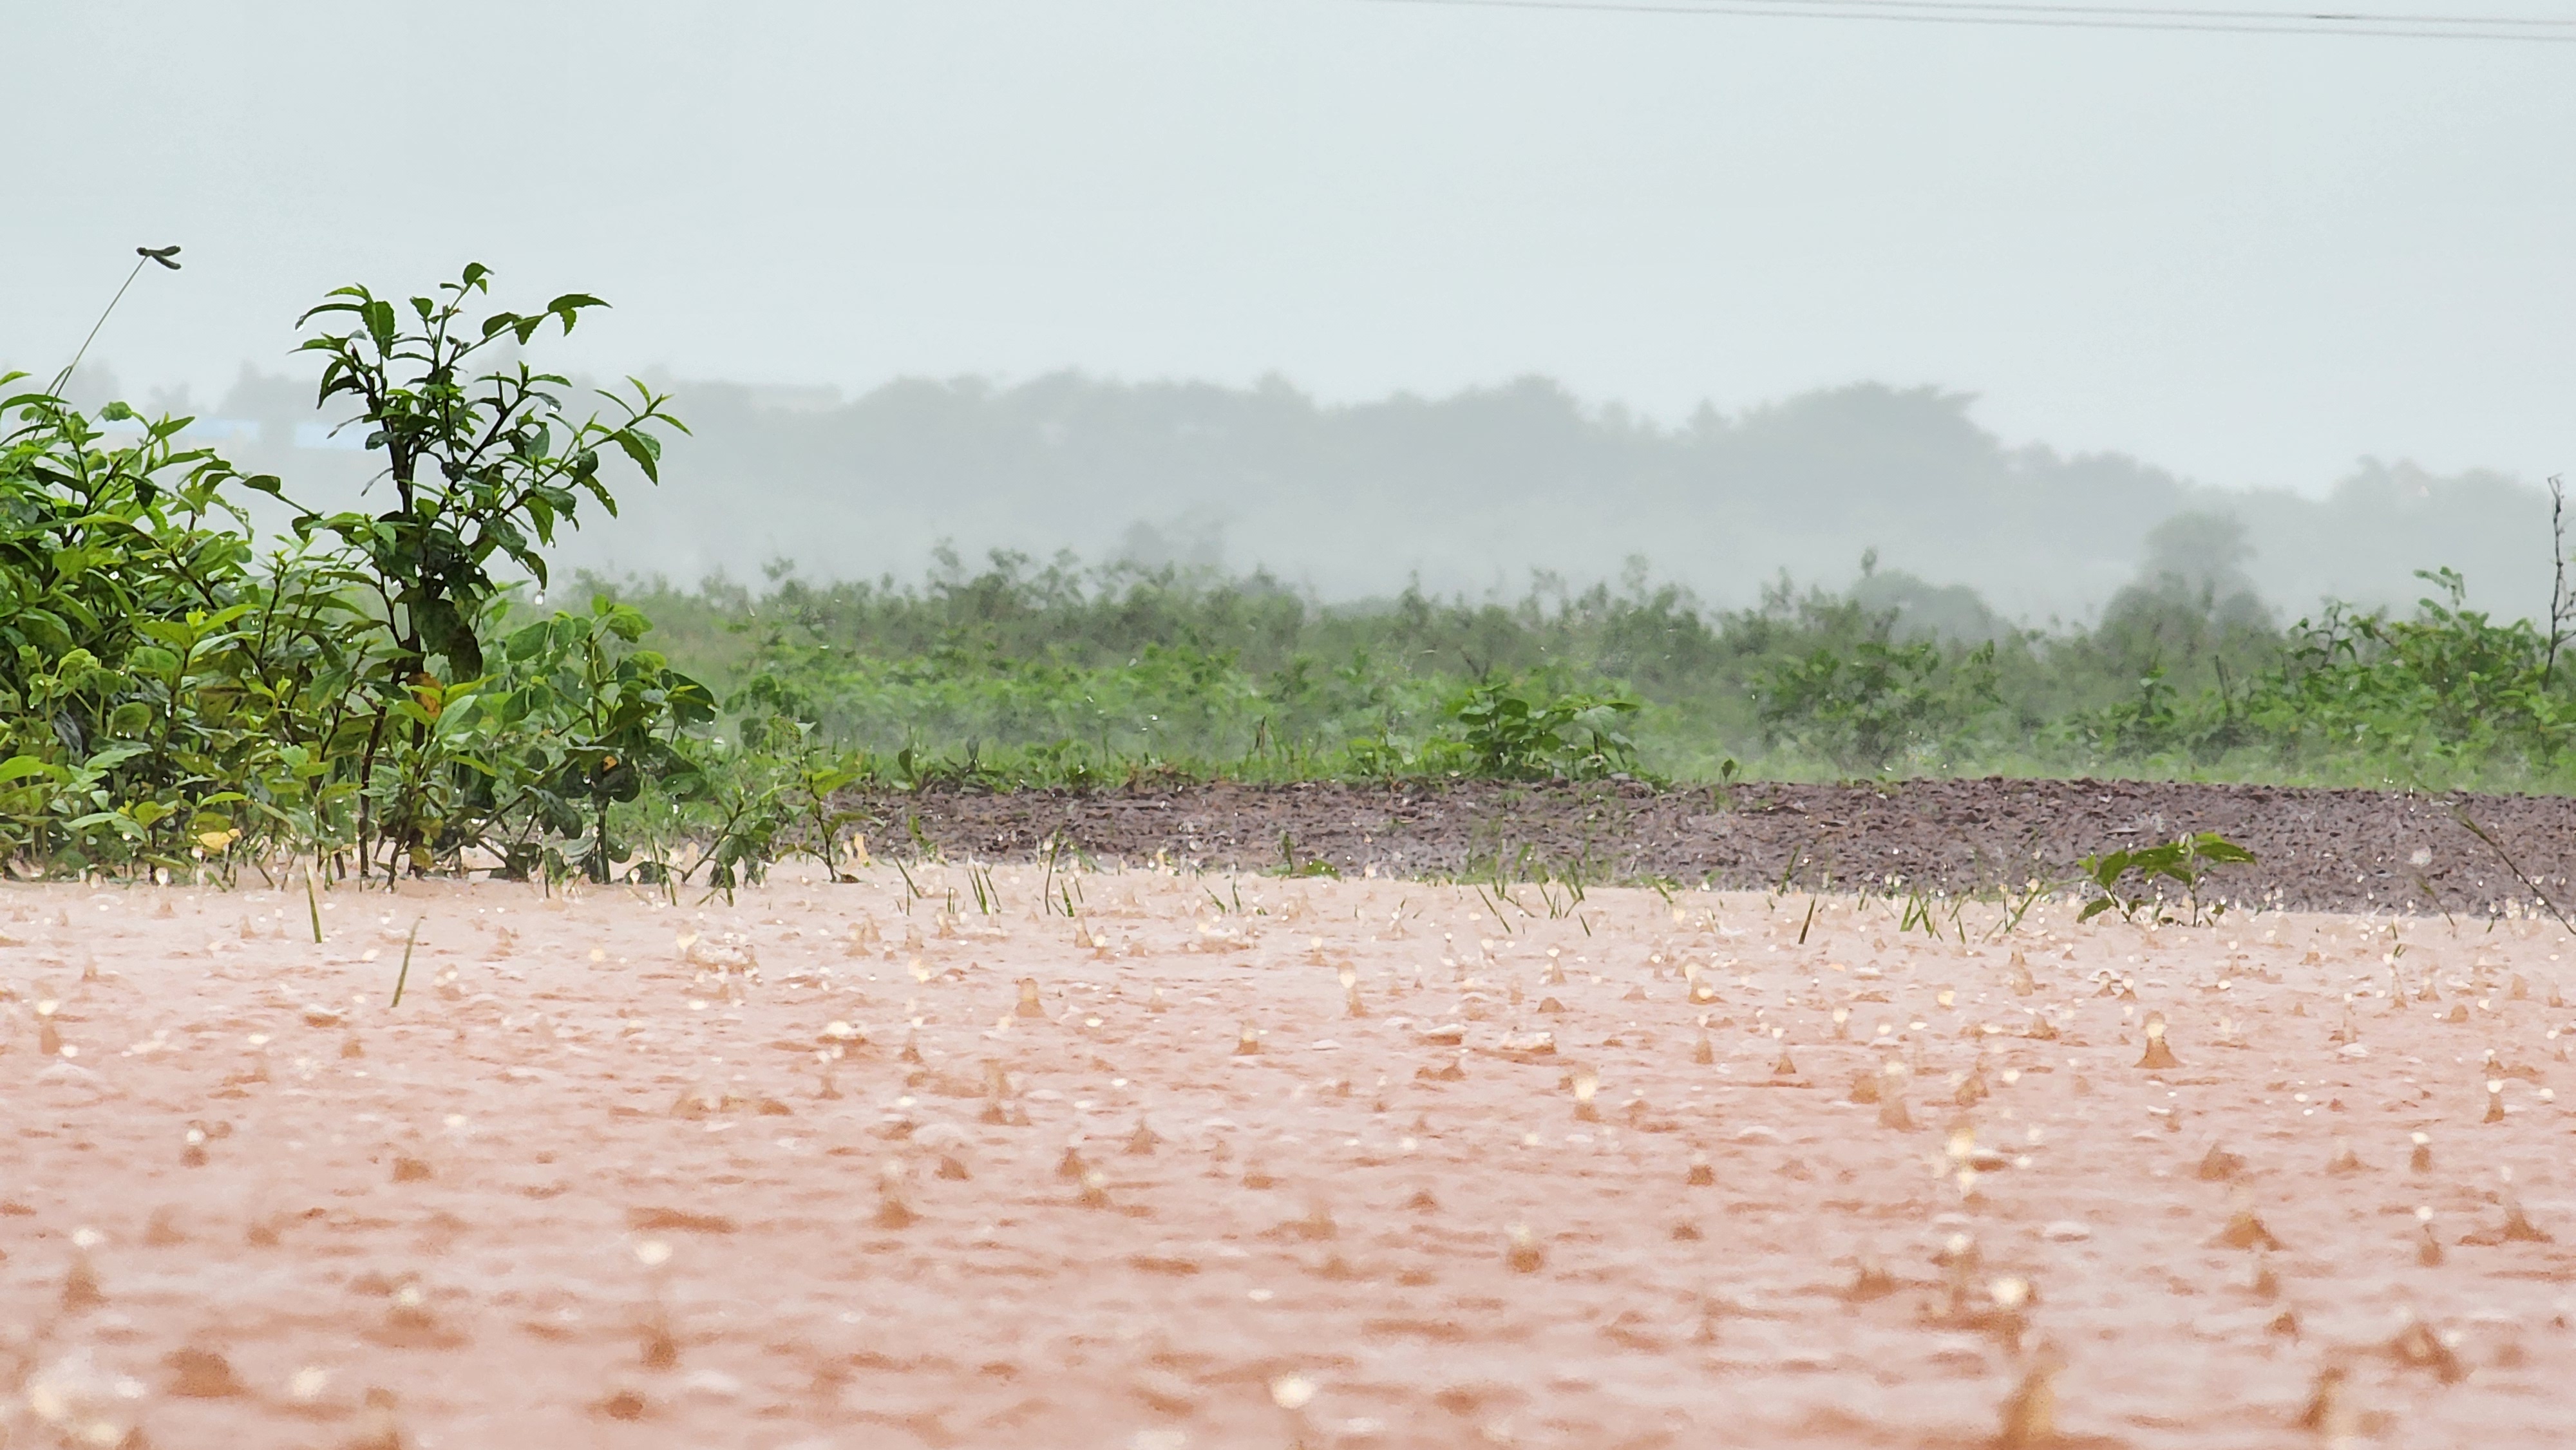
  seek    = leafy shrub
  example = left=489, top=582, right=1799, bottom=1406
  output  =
left=1439, top=679, right=1641, bottom=782
left=0, top=386, right=342, bottom=871
left=457, top=599, right=717, bottom=882
left=1753, top=637, right=1998, bottom=774
left=2248, top=569, right=2573, bottom=770
left=2076, top=831, right=2256, bottom=926
left=269, top=267, right=684, bottom=872
left=0, top=266, right=726, bottom=887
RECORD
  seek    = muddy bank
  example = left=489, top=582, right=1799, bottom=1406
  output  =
left=852, top=777, right=2576, bottom=915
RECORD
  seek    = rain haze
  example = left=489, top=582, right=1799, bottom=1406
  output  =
left=30, top=20, right=2576, bottom=1442
left=6, top=0, right=2574, bottom=619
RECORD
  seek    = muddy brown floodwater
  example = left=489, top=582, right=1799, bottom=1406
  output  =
left=4, top=867, right=2575, bottom=1448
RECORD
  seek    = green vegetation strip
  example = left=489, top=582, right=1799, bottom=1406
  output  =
left=10, top=258, right=2576, bottom=895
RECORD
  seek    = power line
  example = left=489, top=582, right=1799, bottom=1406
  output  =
left=1688, top=0, right=2576, bottom=29
left=1362, top=0, right=2576, bottom=42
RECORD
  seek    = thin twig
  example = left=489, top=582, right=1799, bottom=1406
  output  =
left=2450, top=804, right=2576, bottom=937
left=388, top=917, right=424, bottom=1008
left=50, top=249, right=176, bottom=397
left=304, top=862, right=326, bottom=943
left=2550, top=475, right=2571, bottom=686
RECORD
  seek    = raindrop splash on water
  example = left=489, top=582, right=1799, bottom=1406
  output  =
left=2136, top=1012, right=2181, bottom=1069
left=1877, top=1061, right=1915, bottom=1131
left=2213, top=1194, right=2285, bottom=1252
left=873, top=1161, right=918, bottom=1230
left=1571, top=1066, right=1601, bottom=1122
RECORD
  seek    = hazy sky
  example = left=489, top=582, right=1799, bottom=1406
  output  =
left=6, top=0, right=2572, bottom=494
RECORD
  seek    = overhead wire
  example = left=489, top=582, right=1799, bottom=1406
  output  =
left=1616, top=0, right=2576, bottom=28
left=1361, top=0, right=2576, bottom=42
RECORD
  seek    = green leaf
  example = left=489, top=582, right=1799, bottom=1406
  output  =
left=2189, top=833, right=2257, bottom=865
left=545, top=294, right=608, bottom=326
left=611, top=428, right=662, bottom=482
left=82, top=742, right=152, bottom=772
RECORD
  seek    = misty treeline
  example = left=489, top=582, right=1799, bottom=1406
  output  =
left=152, top=366, right=2549, bottom=625
left=15, top=260, right=2576, bottom=895
left=596, top=501, right=2576, bottom=791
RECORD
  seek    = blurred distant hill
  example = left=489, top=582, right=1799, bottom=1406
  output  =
left=59, top=363, right=2560, bottom=627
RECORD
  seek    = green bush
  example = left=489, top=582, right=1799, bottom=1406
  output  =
left=0, top=266, right=745, bottom=887
left=1441, top=679, right=1641, bottom=782
left=1754, top=639, right=1998, bottom=775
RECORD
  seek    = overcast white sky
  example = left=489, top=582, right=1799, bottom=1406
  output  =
left=5, top=0, right=2571, bottom=494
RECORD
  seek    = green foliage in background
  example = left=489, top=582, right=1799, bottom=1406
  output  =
left=1754, top=637, right=1996, bottom=774
left=12, top=256, right=2576, bottom=894
left=599, top=525, right=2576, bottom=800
left=1443, top=681, right=1640, bottom=782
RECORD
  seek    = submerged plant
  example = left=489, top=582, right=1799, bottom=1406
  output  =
left=2076, top=831, right=2256, bottom=926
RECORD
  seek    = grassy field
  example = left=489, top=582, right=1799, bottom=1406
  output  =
left=592, top=533, right=2576, bottom=796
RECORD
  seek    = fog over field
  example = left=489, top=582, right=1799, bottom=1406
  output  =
left=88, top=363, right=2554, bottom=628
left=8, top=0, right=2574, bottom=625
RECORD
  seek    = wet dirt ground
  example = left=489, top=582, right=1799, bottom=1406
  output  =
left=5, top=864, right=2575, bottom=1448
left=858, top=777, right=2576, bottom=916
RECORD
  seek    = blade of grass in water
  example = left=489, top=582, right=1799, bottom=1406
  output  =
left=388, top=918, right=423, bottom=1008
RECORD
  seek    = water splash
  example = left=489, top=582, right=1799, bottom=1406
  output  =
left=62, top=1229, right=105, bottom=1311
left=2136, top=1012, right=2181, bottom=1069
left=873, top=1162, right=918, bottom=1230
left=2294, top=1364, right=2358, bottom=1442
left=2212, top=1198, right=2285, bottom=1251
left=1989, top=1345, right=2064, bottom=1449
left=1877, top=1062, right=1915, bottom=1131
left=2386, top=1317, right=2466, bottom=1383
